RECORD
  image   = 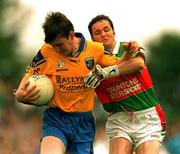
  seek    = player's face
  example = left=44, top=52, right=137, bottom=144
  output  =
left=51, top=32, right=75, bottom=57
left=91, top=20, right=116, bottom=51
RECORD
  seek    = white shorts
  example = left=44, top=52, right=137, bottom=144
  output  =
left=106, top=105, right=166, bottom=149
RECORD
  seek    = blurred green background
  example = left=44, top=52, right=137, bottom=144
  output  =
left=0, top=0, right=180, bottom=154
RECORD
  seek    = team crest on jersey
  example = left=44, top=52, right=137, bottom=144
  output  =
left=56, top=60, right=68, bottom=71
left=84, top=57, right=94, bottom=70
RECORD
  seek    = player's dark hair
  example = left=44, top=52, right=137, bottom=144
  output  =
left=42, top=12, right=74, bottom=43
left=88, top=14, right=114, bottom=38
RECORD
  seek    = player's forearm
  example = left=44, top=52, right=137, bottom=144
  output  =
left=101, top=57, right=144, bottom=79
left=84, top=57, right=144, bottom=88
left=116, top=57, right=145, bottom=75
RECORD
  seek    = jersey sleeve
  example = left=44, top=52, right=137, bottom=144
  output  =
left=25, top=45, right=48, bottom=78
left=132, top=49, right=146, bottom=61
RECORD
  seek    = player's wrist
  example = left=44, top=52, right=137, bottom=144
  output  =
left=102, top=65, right=120, bottom=78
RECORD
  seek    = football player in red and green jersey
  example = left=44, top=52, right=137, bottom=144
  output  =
left=86, top=14, right=166, bottom=154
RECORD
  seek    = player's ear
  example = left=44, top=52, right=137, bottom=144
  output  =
left=70, top=31, right=75, bottom=40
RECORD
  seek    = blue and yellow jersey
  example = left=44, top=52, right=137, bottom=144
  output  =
left=25, top=33, right=116, bottom=112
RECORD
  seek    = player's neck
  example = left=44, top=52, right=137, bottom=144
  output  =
left=72, top=37, right=81, bottom=55
left=108, top=41, right=116, bottom=52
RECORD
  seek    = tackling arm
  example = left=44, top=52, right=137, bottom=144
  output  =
left=84, top=56, right=145, bottom=88
left=84, top=41, right=145, bottom=88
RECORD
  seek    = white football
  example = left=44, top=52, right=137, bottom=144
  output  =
left=28, top=75, right=54, bottom=106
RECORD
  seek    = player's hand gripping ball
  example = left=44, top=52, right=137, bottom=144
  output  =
left=28, top=75, right=54, bottom=106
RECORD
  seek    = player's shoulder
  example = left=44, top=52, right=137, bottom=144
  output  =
left=30, top=43, right=50, bottom=68
left=33, top=43, right=52, bottom=60
left=86, top=40, right=103, bottom=48
left=41, top=43, right=54, bottom=55
left=86, top=40, right=111, bottom=55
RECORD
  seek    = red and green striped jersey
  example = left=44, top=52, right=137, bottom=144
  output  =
left=95, top=42, right=160, bottom=112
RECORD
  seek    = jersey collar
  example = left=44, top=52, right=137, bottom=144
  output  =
left=112, top=42, right=120, bottom=55
left=72, top=33, right=86, bottom=57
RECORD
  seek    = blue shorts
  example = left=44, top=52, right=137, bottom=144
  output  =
left=41, top=107, right=95, bottom=154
